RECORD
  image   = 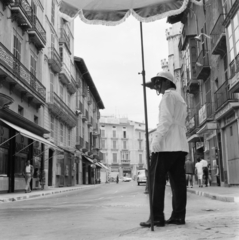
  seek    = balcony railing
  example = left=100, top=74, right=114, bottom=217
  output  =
left=48, top=47, right=62, bottom=73
left=186, top=114, right=199, bottom=133
left=214, top=80, right=239, bottom=110
left=187, top=79, right=199, bottom=94
left=28, top=15, right=46, bottom=50
left=47, top=91, right=77, bottom=128
left=195, top=50, right=211, bottom=80
left=59, top=28, right=71, bottom=53
left=0, top=42, right=46, bottom=101
left=210, top=14, right=226, bottom=56
left=10, top=0, right=32, bottom=30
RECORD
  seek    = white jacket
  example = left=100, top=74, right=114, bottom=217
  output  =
left=151, top=89, right=189, bottom=153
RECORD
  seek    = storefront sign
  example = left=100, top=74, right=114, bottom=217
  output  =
left=199, top=104, right=207, bottom=125
left=122, top=167, right=131, bottom=171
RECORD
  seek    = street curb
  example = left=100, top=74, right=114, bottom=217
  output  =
left=0, top=185, right=98, bottom=203
left=187, top=188, right=239, bottom=203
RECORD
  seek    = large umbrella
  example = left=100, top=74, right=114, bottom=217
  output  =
left=60, top=0, right=191, bottom=231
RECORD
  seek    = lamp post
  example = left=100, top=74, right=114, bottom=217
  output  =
left=0, top=93, right=14, bottom=109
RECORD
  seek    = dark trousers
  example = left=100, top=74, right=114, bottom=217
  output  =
left=203, top=167, right=209, bottom=186
left=150, top=151, right=187, bottom=221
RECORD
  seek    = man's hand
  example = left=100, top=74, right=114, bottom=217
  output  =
left=151, top=136, right=161, bottom=152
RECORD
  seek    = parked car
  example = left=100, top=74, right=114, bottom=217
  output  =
left=137, top=170, right=147, bottom=185
left=123, top=176, right=132, bottom=182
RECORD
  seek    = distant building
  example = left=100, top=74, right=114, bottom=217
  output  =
left=99, top=116, right=146, bottom=179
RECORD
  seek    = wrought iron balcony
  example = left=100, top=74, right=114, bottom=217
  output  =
left=198, top=102, right=214, bottom=125
left=214, top=80, right=239, bottom=111
left=210, top=14, right=227, bottom=56
left=195, top=50, right=211, bottom=81
left=47, top=91, right=77, bottom=128
left=59, top=63, right=71, bottom=85
left=28, top=15, right=46, bottom=51
left=186, top=114, right=199, bottom=134
left=0, top=42, right=46, bottom=104
left=59, top=28, right=71, bottom=54
left=48, top=47, right=62, bottom=73
left=180, top=25, right=197, bottom=51
left=10, top=0, right=33, bottom=30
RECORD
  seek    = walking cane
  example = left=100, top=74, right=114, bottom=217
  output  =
left=139, top=22, right=154, bottom=231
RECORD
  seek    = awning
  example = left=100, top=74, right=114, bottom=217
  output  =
left=82, top=155, right=94, bottom=164
left=187, top=134, right=203, bottom=143
left=95, top=162, right=102, bottom=168
left=0, top=118, right=60, bottom=150
left=58, top=146, right=75, bottom=154
left=98, top=162, right=109, bottom=170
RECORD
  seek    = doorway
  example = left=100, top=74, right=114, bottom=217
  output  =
left=48, top=149, right=53, bottom=186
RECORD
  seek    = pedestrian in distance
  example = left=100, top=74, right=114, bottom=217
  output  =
left=208, top=163, right=212, bottom=186
left=23, top=160, right=34, bottom=193
left=185, top=158, right=194, bottom=188
left=213, top=160, right=220, bottom=186
left=116, top=175, right=119, bottom=184
left=195, top=158, right=203, bottom=187
left=140, top=71, right=189, bottom=228
left=201, top=158, right=209, bottom=187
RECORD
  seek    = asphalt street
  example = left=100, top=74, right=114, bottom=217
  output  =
left=0, top=182, right=239, bottom=240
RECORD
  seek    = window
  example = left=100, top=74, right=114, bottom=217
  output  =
left=101, top=139, right=105, bottom=149
left=139, top=132, right=141, bottom=139
left=60, top=123, right=64, bottom=143
left=139, top=141, right=142, bottom=150
left=50, top=72, right=54, bottom=102
left=67, top=93, right=71, bottom=107
left=30, top=56, right=37, bottom=77
left=113, top=153, right=117, bottom=163
left=227, top=12, right=239, bottom=63
left=18, top=105, right=24, bottom=116
left=34, top=116, right=38, bottom=124
left=139, top=154, right=143, bottom=164
left=68, top=128, right=71, bottom=146
left=125, top=153, right=128, bottom=160
left=123, top=130, right=126, bottom=138
left=113, top=140, right=116, bottom=149
left=50, top=115, right=54, bottom=138
left=13, top=35, right=21, bottom=74
left=113, top=130, right=116, bottom=138
left=123, top=141, right=127, bottom=149
left=101, top=129, right=105, bottom=137
left=51, top=0, right=55, bottom=25
left=60, top=84, right=64, bottom=100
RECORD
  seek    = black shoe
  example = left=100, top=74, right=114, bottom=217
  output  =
left=166, top=218, right=185, bottom=225
left=140, top=219, right=165, bottom=227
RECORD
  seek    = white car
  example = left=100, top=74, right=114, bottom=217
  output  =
left=137, top=170, right=147, bottom=185
left=123, top=177, right=132, bottom=182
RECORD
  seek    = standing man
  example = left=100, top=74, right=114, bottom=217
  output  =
left=201, top=158, right=209, bottom=187
left=24, top=160, right=34, bottom=193
left=185, top=158, right=194, bottom=188
left=140, top=71, right=189, bottom=227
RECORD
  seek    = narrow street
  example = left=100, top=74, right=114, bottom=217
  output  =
left=0, top=182, right=239, bottom=240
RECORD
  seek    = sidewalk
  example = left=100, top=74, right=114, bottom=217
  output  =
left=0, top=184, right=99, bottom=203
left=186, top=185, right=239, bottom=203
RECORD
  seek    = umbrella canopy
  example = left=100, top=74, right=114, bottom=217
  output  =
left=60, top=0, right=190, bottom=25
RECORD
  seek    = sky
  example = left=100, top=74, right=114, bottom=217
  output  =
left=74, top=16, right=171, bottom=129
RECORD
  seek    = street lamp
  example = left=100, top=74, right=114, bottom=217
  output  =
left=0, top=93, right=14, bottom=109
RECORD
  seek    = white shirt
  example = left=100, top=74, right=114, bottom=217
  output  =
left=195, top=162, right=203, bottom=175
left=151, top=89, right=189, bottom=153
left=26, top=165, right=31, bottom=173
left=201, top=159, right=208, bottom=167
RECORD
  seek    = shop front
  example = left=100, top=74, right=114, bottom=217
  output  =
left=0, top=114, right=58, bottom=193
left=82, top=155, right=95, bottom=184
left=122, top=165, right=132, bottom=177
left=215, top=103, right=239, bottom=186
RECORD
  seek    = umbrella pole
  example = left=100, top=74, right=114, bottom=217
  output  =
left=139, top=22, right=154, bottom=232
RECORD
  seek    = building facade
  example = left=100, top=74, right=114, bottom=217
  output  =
left=167, top=0, right=239, bottom=186
left=0, top=0, right=105, bottom=193
left=100, top=116, right=146, bottom=180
